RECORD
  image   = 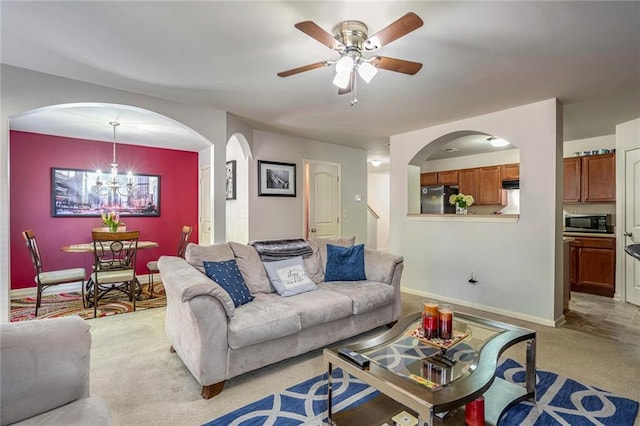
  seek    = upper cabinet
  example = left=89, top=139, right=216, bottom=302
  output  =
left=501, top=163, right=520, bottom=181
left=437, top=170, right=458, bottom=185
left=477, top=166, right=506, bottom=205
left=420, top=172, right=437, bottom=186
left=563, top=153, right=615, bottom=203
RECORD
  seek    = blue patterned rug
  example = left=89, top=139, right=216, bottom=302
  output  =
left=204, top=358, right=638, bottom=426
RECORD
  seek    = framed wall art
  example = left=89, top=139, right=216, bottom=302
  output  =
left=51, top=167, right=160, bottom=217
left=258, top=160, right=296, bottom=197
left=225, top=160, right=236, bottom=200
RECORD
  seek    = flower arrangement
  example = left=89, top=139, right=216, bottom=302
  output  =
left=449, top=193, right=474, bottom=208
left=101, top=211, right=120, bottom=232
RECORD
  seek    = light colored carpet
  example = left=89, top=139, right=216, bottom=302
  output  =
left=88, top=294, right=640, bottom=426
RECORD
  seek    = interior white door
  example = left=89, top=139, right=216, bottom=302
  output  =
left=200, top=166, right=211, bottom=246
left=625, top=148, right=640, bottom=305
left=307, top=161, right=340, bottom=239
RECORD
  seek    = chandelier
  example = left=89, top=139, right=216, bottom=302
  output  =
left=95, top=121, right=133, bottom=197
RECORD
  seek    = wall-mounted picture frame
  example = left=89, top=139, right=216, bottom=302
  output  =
left=258, top=160, right=296, bottom=197
left=51, top=167, right=160, bottom=217
left=225, top=160, right=236, bottom=200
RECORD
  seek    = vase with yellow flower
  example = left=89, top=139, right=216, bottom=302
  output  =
left=101, top=211, right=120, bottom=232
left=449, top=193, right=474, bottom=215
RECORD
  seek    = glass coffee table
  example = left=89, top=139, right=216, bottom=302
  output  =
left=323, top=311, right=536, bottom=425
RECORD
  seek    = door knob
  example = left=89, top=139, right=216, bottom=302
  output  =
left=624, top=232, right=633, bottom=237
left=310, top=228, right=317, bottom=233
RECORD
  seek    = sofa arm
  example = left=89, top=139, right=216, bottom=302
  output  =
left=158, top=256, right=236, bottom=318
left=0, top=316, right=91, bottom=426
left=364, top=248, right=404, bottom=284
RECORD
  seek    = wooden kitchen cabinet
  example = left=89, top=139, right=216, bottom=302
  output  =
left=563, top=157, right=582, bottom=203
left=501, top=163, right=520, bottom=181
left=421, top=171, right=458, bottom=186
left=477, top=166, right=506, bottom=205
left=563, top=153, right=615, bottom=203
left=581, top=153, right=616, bottom=202
left=420, top=173, right=437, bottom=186
left=437, top=170, right=458, bottom=185
left=457, top=168, right=477, bottom=199
left=569, top=237, right=615, bottom=297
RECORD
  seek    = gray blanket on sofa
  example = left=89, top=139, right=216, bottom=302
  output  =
left=249, top=238, right=313, bottom=262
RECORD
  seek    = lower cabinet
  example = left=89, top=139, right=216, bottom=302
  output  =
left=569, top=237, right=615, bottom=297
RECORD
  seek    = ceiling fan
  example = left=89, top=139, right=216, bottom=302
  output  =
left=277, top=12, right=424, bottom=104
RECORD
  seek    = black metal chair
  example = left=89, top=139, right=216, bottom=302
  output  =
left=146, top=225, right=192, bottom=298
left=625, top=243, right=640, bottom=261
left=22, top=229, right=86, bottom=316
left=90, top=230, right=140, bottom=318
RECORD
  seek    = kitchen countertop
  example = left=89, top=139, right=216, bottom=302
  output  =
left=563, top=231, right=615, bottom=238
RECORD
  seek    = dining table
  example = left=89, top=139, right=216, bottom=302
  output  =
left=61, top=240, right=159, bottom=253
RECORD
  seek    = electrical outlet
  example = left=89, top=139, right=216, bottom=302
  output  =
left=468, top=271, right=478, bottom=284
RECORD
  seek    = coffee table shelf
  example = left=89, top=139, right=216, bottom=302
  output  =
left=324, top=311, right=536, bottom=426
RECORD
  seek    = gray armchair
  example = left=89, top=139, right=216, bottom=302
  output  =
left=0, top=316, right=112, bottom=425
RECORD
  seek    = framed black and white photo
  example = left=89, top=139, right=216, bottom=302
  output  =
left=258, top=160, right=296, bottom=197
left=225, top=160, right=236, bottom=200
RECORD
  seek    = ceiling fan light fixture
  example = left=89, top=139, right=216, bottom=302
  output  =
left=487, top=136, right=510, bottom=147
left=358, top=61, right=378, bottom=83
left=335, top=55, right=354, bottom=75
left=332, top=71, right=351, bottom=89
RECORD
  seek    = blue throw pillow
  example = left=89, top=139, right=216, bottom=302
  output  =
left=324, top=243, right=366, bottom=282
left=203, top=259, right=254, bottom=307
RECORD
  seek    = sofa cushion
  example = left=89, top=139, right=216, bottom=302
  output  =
left=311, top=236, right=356, bottom=272
left=263, top=256, right=317, bottom=297
left=185, top=242, right=234, bottom=273
left=303, top=240, right=324, bottom=284
left=319, top=281, right=395, bottom=315
left=325, top=244, right=366, bottom=282
left=278, top=287, right=353, bottom=328
left=227, top=293, right=302, bottom=349
left=203, top=260, right=254, bottom=308
left=229, top=242, right=273, bottom=294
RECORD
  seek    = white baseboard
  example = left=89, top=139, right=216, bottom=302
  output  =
left=11, top=274, right=160, bottom=299
left=401, top=286, right=560, bottom=328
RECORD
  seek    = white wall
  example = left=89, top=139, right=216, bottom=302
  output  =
left=367, top=171, right=390, bottom=251
left=0, top=65, right=228, bottom=322
left=390, top=99, right=564, bottom=325
left=249, top=130, right=367, bottom=243
left=422, top=149, right=520, bottom=173
left=226, top=135, right=249, bottom=244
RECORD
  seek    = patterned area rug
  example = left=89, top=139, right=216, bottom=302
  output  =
left=10, top=283, right=166, bottom=321
left=205, top=358, right=638, bottom=426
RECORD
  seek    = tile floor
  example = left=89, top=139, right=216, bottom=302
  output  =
left=563, top=292, right=640, bottom=345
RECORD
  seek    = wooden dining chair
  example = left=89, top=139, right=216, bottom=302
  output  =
left=146, top=225, right=192, bottom=298
left=90, top=230, right=140, bottom=318
left=22, top=229, right=86, bottom=316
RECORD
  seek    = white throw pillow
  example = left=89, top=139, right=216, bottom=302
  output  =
left=263, top=256, right=317, bottom=297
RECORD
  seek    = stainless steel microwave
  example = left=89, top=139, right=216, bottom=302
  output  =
left=565, top=214, right=611, bottom=233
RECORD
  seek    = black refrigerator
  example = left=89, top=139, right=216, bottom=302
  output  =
left=420, top=185, right=459, bottom=214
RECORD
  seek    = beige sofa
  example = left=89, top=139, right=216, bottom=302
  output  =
left=0, top=316, right=112, bottom=426
left=158, top=237, right=404, bottom=398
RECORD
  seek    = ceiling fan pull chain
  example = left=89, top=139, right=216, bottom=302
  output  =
left=351, top=72, right=358, bottom=106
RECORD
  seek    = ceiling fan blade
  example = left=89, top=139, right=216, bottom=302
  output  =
left=295, top=21, right=345, bottom=51
left=337, top=71, right=355, bottom=95
left=363, top=12, right=423, bottom=51
left=370, top=56, right=423, bottom=75
left=277, top=61, right=330, bottom=78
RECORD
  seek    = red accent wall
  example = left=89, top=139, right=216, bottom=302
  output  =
left=10, top=131, right=199, bottom=290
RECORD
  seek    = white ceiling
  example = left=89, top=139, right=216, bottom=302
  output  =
left=2, top=1, right=639, bottom=157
